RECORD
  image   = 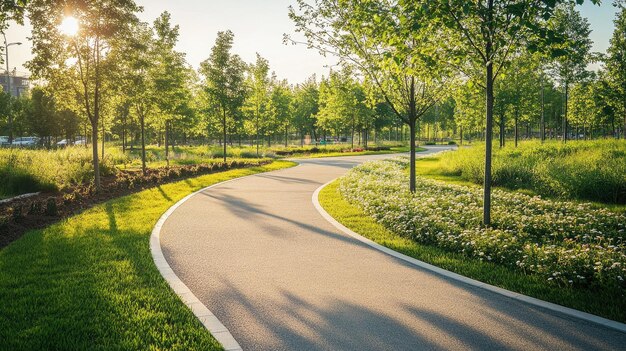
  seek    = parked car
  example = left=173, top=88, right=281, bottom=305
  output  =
left=57, top=139, right=70, bottom=147
left=0, top=136, right=9, bottom=147
left=74, top=138, right=87, bottom=146
left=12, top=137, right=40, bottom=147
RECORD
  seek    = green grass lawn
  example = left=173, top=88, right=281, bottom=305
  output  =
left=319, top=180, right=626, bottom=323
left=0, top=160, right=295, bottom=350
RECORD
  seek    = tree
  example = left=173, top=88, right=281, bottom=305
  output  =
left=116, top=21, right=155, bottom=175
left=247, top=53, right=271, bottom=156
left=494, top=54, right=541, bottom=147
left=151, top=12, right=193, bottom=162
left=28, top=0, right=139, bottom=190
left=0, top=0, right=26, bottom=65
left=290, top=0, right=450, bottom=192
left=268, top=78, right=293, bottom=147
left=316, top=70, right=355, bottom=142
left=547, top=3, right=592, bottom=142
left=421, top=0, right=598, bottom=225
left=606, top=2, right=626, bottom=138
left=292, top=75, right=319, bottom=145
left=569, top=77, right=596, bottom=138
left=27, top=86, right=60, bottom=145
left=452, top=82, right=485, bottom=144
left=199, top=30, right=246, bottom=162
left=0, top=0, right=25, bottom=30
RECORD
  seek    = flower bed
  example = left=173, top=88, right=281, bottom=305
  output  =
left=339, top=158, right=626, bottom=290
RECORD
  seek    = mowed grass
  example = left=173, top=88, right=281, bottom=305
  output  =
left=319, top=181, right=626, bottom=322
left=0, top=160, right=295, bottom=350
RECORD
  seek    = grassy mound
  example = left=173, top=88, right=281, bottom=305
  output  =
left=439, top=140, right=626, bottom=203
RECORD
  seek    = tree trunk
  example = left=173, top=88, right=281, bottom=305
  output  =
left=499, top=115, right=505, bottom=148
left=623, top=108, right=626, bottom=139
left=165, top=122, right=169, bottom=164
left=101, top=117, right=105, bottom=160
left=514, top=113, right=519, bottom=148
left=140, top=115, right=147, bottom=176
left=351, top=122, right=355, bottom=149
left=540, top=75, right=546, bottom=144
left=285, top=125, right=288, bottom=147
left=409, top=119, right=416, bottom=192
left=363, top=128, right=370, bottom=149
left=222, top=109, right=227, bottom=163
left=483, top=19, right=494, bottom=226
left=460, top=125, right=463, bottom=146
left=563, top=82, right=569, bottom=143
left=91, top=122, right=100, bottom=190
left=256, top=111, right=260, bottom=158
left=122, top=116, right=127, bottom=153
left=408, top=77, right=417, bottom=193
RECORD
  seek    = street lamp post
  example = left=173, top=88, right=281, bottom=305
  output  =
left=2, top=32, right=22, bottom=144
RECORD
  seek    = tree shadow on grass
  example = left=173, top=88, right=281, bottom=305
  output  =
left=0, top=190, right=221, bottom=350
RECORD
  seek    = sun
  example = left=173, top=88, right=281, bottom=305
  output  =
left=59, top=16, right=79, bottom=36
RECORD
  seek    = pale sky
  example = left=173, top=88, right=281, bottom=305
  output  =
left=2, top=1, right=619, bottom=84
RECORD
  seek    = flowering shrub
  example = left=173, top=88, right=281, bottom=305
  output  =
left=339, top=158, right=626, bottom=290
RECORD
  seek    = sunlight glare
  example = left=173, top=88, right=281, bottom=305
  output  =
left=59, top=16, right=79, bottom=36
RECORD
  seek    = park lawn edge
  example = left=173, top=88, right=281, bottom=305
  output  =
left=318, top=180, right=626, bottom=323
left=287, top=146, right=425, bottom=159
left=0, top=160, right=296, bottom=350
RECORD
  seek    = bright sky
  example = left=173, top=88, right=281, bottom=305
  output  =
left=2, top=1, right=619, bottom=84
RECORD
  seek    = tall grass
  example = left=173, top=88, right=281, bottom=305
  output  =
left=0, top=142, right=405, bottom=198
left=0, top=147, right=128, bottom=197
left=439, top=140, right=626, bottom=203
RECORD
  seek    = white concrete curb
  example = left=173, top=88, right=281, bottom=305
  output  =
left=150, top=163, right=300, bottom=351
left=312, top=180, right=626, bottom=334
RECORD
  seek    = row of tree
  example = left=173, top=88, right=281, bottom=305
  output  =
left=1, top=0, right=625, bottom=226
left=287, top=0, right=625, bottom=226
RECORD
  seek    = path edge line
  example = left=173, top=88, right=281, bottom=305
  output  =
left=150, top=163, right=300, bottom=351
left=312, top=179, right=626, bottom=334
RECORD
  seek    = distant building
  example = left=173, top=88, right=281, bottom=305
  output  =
left=0, top=71, right=30, bottom=97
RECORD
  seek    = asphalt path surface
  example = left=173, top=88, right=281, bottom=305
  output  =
left=160, top=146, right=626, bottom=351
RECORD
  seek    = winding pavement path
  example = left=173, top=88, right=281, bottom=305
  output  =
left=159, top=147, right=626, bottom=350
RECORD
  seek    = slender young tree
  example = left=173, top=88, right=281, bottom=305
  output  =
left=28, top=0, right=139, bottom=190
left=116, top=21, right=156, bottom=175
left=546, top=3, right=592, bottom=143
left=606, top=2, right=626, bottom=138
left=292, top=75, right=319, bottom=145
left=268, top=78, right=293, bottom=147
left=199, top=31, right=246, bottom=163
left=289, top=0, right=450, bottom=192
left=422, top=0, right=598, bottom=225
left=248, top=53, right=271, bottom=157
left=152, top=12, right=193, bottom=162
